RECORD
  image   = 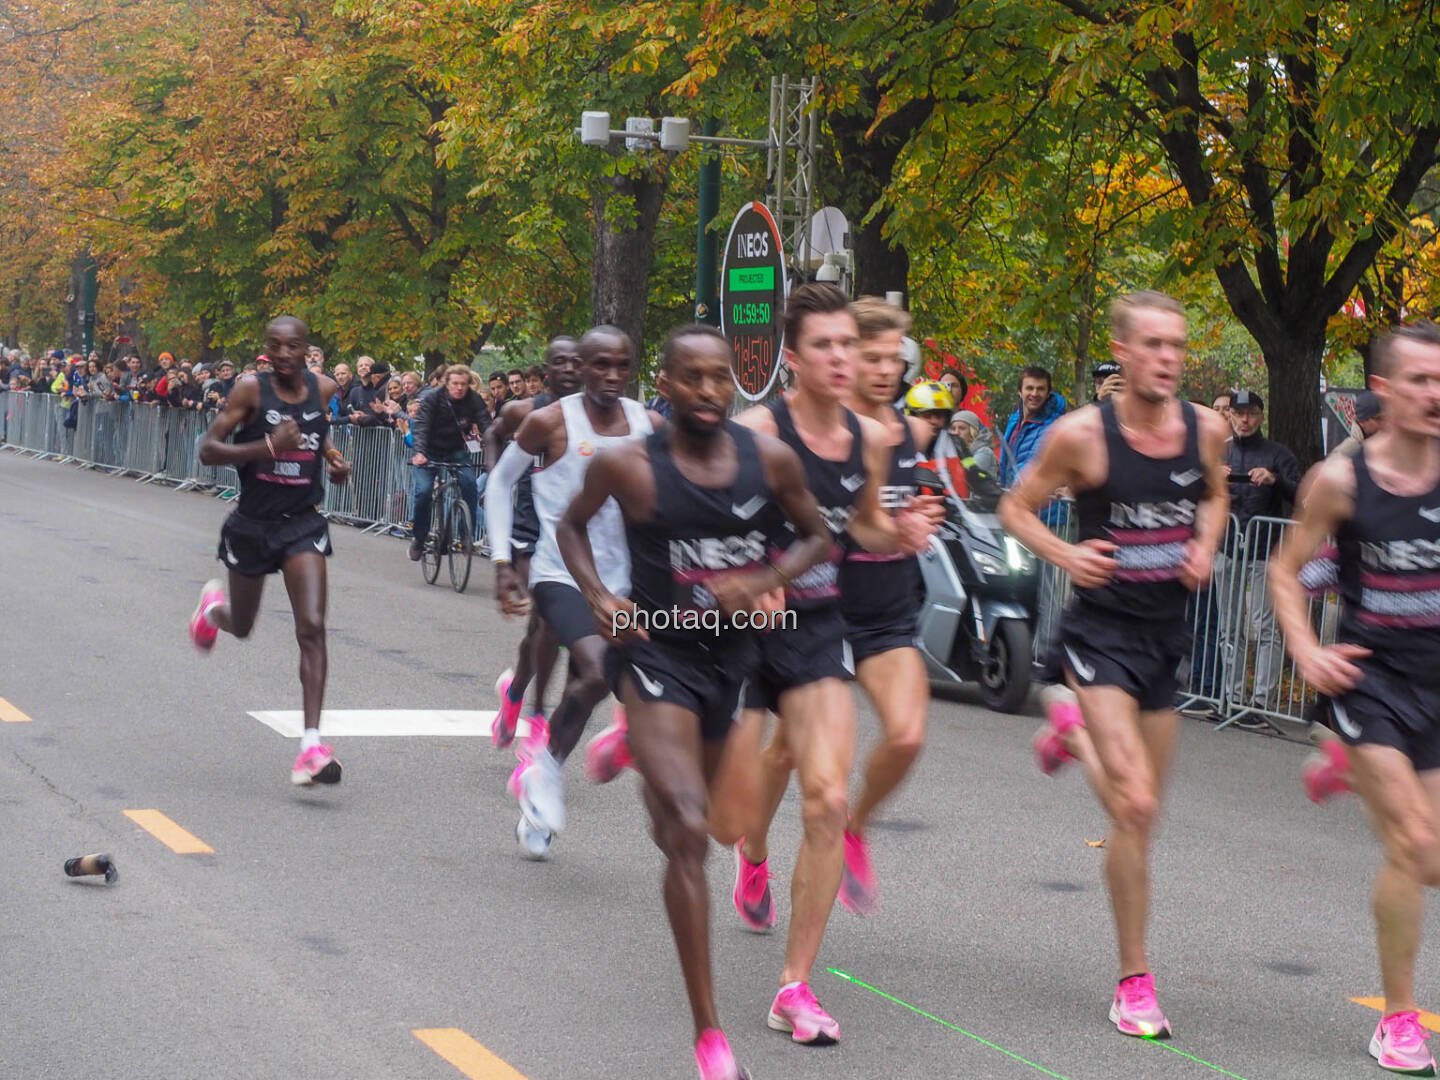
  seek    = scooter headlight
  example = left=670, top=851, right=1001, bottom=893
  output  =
left=1004, top=536, right=1034, bottom=573
left=973, top=550, right=1006, bottom=578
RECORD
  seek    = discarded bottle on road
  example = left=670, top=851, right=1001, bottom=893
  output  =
left=64, top=853, right=118, bottom=884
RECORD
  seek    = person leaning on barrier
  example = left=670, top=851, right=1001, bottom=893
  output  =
left=346, top=360, right=391, bottom=426
left=1335, top=390, right=1382, bottom=456
left=1211, top=389, right=1302, bottom=719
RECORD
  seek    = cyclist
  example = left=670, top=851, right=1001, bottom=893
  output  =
left=408, top=364, right=490, bottom=562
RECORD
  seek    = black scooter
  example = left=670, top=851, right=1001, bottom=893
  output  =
left=914, top=438, right=1040, bottom=712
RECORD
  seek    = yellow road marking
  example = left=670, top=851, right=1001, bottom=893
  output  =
left=0, top=697, right=33, bottom=722
left=412, top=1029, right=530, bottom=1080
left=1352, top=997, right=1440, bottom=1032
left=123, top=809, right=214, bottom=854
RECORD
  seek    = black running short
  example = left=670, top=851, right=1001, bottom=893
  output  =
left=1332, top=658, right=1440, bottom=772
left=1054, top=605, right=1190, bottom=712
left=531, top=581, right=601, bottom=647
left=218, top=509, right=331, bottom=577
left=843, top=608, right=920, bottom=666
left=606, top=634, right=759, bottom=742
left=743, top=605, right=853, bottom=712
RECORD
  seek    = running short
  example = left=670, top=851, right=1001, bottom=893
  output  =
left=218, top=509, right=330, bottom=577
left=1054, top=605, right=1190, bottom=712
left=1332, top=658, right=1440, bottom=771
left=844, top=609, right=920, bottom=666
left=743, top=605, right=853, bottom=712
left=606, top=634, right=759, bottom=742
left=531, top=581, right=600, bottom=647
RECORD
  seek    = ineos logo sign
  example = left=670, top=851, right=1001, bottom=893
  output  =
left=734, top=232, right=770, bottom=259
left=719, top=201, right=786, bottom=402
left=265, top=409, right=283, bottom=426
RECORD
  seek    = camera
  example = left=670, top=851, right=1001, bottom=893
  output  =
left=1093, top=362, right=1122, bottom=380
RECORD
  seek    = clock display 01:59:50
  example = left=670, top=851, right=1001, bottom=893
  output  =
left=729, top=302, right=772, bottom=327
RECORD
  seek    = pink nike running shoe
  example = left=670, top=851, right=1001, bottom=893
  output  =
left=1370, top=1011, right=1437, bottom=1075
left=493, top=668, right=522, bottom=748
left=1302, top=738, right=1353, bottom=805
left=584, top=706, right=633, bottom=783
left=189, top=579, right=226, bottom=653
left=732, top=842, right=775, bottom=932
left=1035, top=699, right=1084, bottom=775
left=694, top=1028, right=752, bottom=1080
left=291, top=744, right=342, bottom=786
left=768, top=982, right=839, bottom=1045
left=1109, top=973, right=1171, bottom=1039
left=838, top=829, right=879, bottom=916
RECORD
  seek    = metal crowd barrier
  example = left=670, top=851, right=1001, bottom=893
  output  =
left=0, top=390, right=417, bottom=533
left=1028, top=500, right=1332, bottom=732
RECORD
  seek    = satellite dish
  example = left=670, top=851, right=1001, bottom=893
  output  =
left=798, top=207, right=849, bottom=269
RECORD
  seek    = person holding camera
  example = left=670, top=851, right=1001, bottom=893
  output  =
left=1093, top=361, right=1124, bottom=402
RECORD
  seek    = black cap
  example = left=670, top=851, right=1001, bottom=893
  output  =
left=369, top=361, right=391, bottom=377
left=1093, top=361, right=1122, bottom=379
left=1231, top=389, right=1264, bottom=410
left=1355, top=390, right=1381, bottom=423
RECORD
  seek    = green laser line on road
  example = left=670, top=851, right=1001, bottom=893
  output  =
left=1139, top=1037, right=1251, bottom=1080
left=828, top=968, right=1253, bottom=1080
left=827, top=968, right=1069, bottom=1078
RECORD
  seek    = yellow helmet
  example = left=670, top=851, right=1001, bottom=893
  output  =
left=904, top=381, right=955, bottom=414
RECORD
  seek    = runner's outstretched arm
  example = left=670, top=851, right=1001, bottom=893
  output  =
left=484, top=441, right=530, bottom=561
left=1269, top=455, right=1368, bottom=697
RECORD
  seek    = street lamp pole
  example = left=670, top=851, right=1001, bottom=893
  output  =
left=694, top=117, right=721, bottom=326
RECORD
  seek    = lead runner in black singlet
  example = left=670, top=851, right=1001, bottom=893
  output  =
left=1271, top=323, right=1440, bottom=1076
left=188, top=316, right=352, bottom=786
left=558, top=325, right=832, bottom=1080
left=999, top=291, right=1229, bottom=1041
left=833, top=296, right=937, bottom=918
left=727, top=284, right=940, bottom=1049
left=482, top=336, right=580, bottom=754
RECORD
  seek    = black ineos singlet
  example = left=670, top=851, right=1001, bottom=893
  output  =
left=626, top=422, right=779, bottom=641
left=1336, top=446, right=1440, bottom=679
left=839, top=417, right=922, bottom=622
left=766, top=396, right=866, bottom=611
left=1071, top=399, right=1204, bottom=622
left=234, top=371, right=328, bottom=519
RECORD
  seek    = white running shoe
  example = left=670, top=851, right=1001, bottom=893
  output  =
left=516, top=816, right=552, bottom=861
left=518, top=750, right=566, bottom=835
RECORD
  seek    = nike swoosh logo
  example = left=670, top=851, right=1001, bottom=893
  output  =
left=632, top=664, right=665, bottom=698
left=302, top=411, right=322, bottom=421
left=1420, top=506, right=1440, bottom=523
left=1331, top=700, right=1361, bottom=740
left=1063, top=643, right=1096, bottom=683
left=841, top=473, right=865, bottom=492
left=841, top=640, right=854, bottom=676
left=1170, top=469, right=1203, bottom=486
left=224, top=540, right=239, bottom=567
left=732, top=495, right=766, bottom=520
left=898, top=458, right=917, bottom=469
left=313, top=534, right=328, bottom=553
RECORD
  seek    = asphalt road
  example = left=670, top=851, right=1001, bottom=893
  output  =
left=0, top=447, right=1428, bottom=1080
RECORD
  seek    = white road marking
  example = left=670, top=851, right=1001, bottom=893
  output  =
left=248, top=709, right=500, bottom=738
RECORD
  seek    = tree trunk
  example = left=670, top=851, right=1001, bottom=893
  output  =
left=590, top=167, right=667, bottom=382
left=1072, top=303, right=1093, bottom=406
left=423, top=349, right=446, bottom=376
left=115, top=276, right=142, bottom=353
left=64, top=250, right=86, bottom=354
left=198, top=313, right=224, bottom=367
left=828, top=95, right=933, bottom=299
left=1264, top=329, right=1326, bottom=469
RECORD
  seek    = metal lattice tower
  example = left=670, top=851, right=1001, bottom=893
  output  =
left=766, top=76, right=819, bottom=284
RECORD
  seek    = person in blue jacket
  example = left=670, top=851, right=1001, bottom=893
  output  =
left=1000, top=365, right=1067, bottom=487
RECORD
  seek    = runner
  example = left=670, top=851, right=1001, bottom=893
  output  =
left=188, top=316, right=353, bottom=785
left=483, top=336, right=581, bottom=754
left=484, top=325, right=661, bottom=858
left=728, top=283, right=940, bottom=1045
left=834, top=297, right=940, bottom=914
left=558, top=324, right=832, bottom=1080
left=997, top=290, right=1229, bottom=1038
left=1270, top=323, right=1440, bottom=1076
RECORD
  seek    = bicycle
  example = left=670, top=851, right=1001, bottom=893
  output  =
left=418, top=460, right=475, bottom=593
